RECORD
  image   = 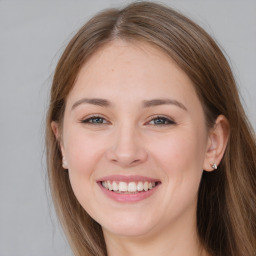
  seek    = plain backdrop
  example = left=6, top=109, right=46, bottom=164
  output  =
left=0, top=0, right=255, bottom=255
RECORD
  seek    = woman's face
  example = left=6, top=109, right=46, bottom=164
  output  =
left=59, top=40, right=211, bottom=238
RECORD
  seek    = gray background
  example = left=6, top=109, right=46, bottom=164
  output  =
left=0, top=0, right=255, bottom=255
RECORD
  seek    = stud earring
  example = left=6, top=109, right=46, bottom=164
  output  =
left=211, top=163, right=217, bottom=170
left=62, top=157, right=68, bottom=169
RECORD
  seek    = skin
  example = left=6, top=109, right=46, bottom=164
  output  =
left=52, top=40, right=229, bottom=256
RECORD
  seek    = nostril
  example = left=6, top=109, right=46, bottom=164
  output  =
left=131, top=159, right=140, bottom=165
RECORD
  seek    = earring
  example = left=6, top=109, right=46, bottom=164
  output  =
left=62, top=157, right=68, bottom=169
left=211, top=163, right=217, bottom=170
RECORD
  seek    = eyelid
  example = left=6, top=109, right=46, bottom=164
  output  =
left=145, top=115, right=176, bottom=126
left=80, top=114, right=110, bottom=125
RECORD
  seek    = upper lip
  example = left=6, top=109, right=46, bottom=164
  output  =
left=97, top=175, right=160, bottom=183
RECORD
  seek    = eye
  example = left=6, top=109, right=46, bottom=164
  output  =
left=81, top=115, right=109, bottom=125
left=147, top=116, right=176, bottom=126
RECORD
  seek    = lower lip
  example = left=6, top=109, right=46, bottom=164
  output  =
left=98, top=182, right=159, bottom=203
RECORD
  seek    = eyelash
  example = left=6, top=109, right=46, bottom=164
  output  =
left=147, top=115, right=176, bottom=126
left=80, top=115, right=109, bottom=125
left=80, top=115, right=176, bottom=126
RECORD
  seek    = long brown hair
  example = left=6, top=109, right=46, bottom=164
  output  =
left=46, top=2, right=256, bottom=255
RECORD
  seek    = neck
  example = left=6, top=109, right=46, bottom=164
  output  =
left=103, top=206, right=208, bottom=256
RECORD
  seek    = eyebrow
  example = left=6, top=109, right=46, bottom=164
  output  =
left=142, top=98, right=187, bottom=111
left=71, top=97, right=187, bottom=111
left=71, top=98, right=112, bottom=110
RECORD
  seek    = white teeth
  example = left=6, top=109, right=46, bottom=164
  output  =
left=119, top=182, right=128, bottom=192
left=128, top=182, right=137, bottom=192
left=101, top=180, right=158, bottom=193
left=112, top=181, right=118, bottom=191
left=107, top=181, right=113, bottom=191
left=144, top=182, right=149, bottom=191
left=137, top=182, right=143, bottom=191
left=102, top=181, right=107, bottom=188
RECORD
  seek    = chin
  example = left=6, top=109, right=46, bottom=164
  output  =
left=100, top=213, right=158, bottom=238
left=104, top=225, right=154, bottom=238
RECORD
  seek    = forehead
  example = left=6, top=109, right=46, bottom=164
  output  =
left=66, top=39, right=200, bottom=109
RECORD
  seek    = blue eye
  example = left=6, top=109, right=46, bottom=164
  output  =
left=148, top=116, right=175, bottom=125
left=81, top=116, right=108, bottom=125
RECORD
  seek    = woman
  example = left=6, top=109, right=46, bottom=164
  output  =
left=46, top=2, right=256, bottom=256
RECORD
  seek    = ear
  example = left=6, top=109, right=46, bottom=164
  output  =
left=203, top=115, right=229, bottom=172
left=51, top=121, right=68, bottom=169
left=51, top=121, right=60, bottom=140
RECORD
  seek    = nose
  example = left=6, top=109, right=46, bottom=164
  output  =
left=105, top=124, right=148, bottom=168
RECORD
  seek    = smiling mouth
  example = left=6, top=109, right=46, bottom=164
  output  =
left=100, top=180, right=160, bottom=194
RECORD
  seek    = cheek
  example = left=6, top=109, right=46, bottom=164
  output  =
left=149, top=129, right=206, bottom=203
left=65, top=131, right=105, bottom=172
left=149, top=130, right=206, bottom=174
left=63, top=132, right=108, bottom=215
left=63, top=131, right=107, bottom=201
